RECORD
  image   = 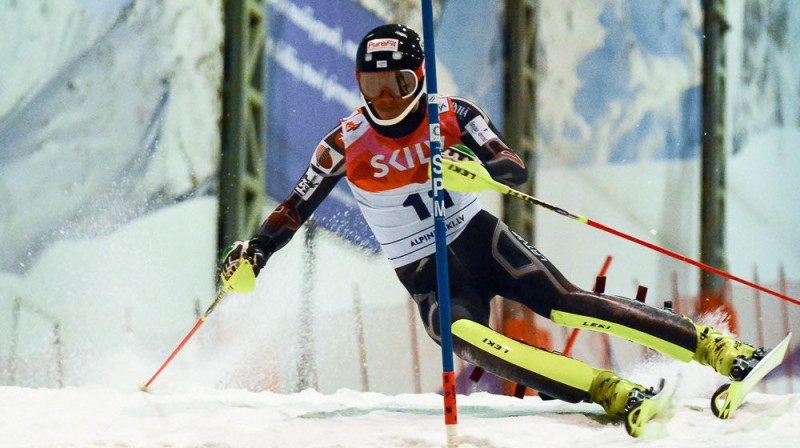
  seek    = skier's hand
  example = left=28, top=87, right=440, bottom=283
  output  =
left=442, top=144, right=481, bottom=163
left=221, top=238, right=271, bottom=280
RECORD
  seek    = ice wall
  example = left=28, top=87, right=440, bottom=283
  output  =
left=0, top=0, right=222, bottom=273
left=534, top=2, right=706, bottom=368
left=534, top=1, right=799, bottom=368
left=725, top=0, right=800, bottom=352
left=0, top=0, right=223, bottom=387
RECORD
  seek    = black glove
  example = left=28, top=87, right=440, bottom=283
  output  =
left=441, top=144, right=481, bottom=163
left=220, top=237, right=271, bottom=280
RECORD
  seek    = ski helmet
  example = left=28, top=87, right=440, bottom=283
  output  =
left=355, top=24, right=426, bottom=126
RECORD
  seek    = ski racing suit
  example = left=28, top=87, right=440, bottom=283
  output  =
left=252, top=95, right=703, bottom=403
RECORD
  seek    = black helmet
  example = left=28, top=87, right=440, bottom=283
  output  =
left=355, top=24, right=426, bottom=126
left=355, top=24, right=424, bottom=73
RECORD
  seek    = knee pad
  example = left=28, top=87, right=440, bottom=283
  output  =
left=491, top=220, right=551, bottom=278
left=411, top=292, right=440, bottom=342
left=489, top=220, right=575, bottom=316
left=412, top=292, right=490, bottom=343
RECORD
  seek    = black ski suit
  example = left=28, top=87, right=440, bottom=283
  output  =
left=252, top=95, right=698, bottom=402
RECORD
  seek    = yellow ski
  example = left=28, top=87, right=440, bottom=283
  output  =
left=711, top=332, right=792, bottom=419
left=625, top=379, right=675, bottom=437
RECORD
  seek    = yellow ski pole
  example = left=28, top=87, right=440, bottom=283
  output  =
left=140, top=260, right=256, bottom=391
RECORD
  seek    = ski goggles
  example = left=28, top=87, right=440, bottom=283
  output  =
left=357, top=68, right=422, bottom=99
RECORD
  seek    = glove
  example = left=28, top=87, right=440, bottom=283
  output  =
left=220, top=237, right=271, bottom=280
left=441, top=144, right=481, bottom=163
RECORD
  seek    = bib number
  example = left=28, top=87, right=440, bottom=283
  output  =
left=403, top=191, right=454, bottom=220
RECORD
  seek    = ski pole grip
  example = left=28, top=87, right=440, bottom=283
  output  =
left=221, top=259, right=256, bottom=293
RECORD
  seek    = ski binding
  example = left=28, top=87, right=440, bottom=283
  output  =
left=625, top=378, right=674, bottom=437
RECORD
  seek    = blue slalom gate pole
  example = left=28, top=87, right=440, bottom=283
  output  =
left=420, top=2, right=458, bottom=446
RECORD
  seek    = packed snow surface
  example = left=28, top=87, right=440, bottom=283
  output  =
left=1, top=385, right=798, bottom=448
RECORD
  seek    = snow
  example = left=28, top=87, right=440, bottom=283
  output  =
left=3, top=345, right=799, bottom=447
left=1, top=385, right=798, bottom=447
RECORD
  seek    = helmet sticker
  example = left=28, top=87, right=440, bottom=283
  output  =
left=367, top=38, right=399, bottom=53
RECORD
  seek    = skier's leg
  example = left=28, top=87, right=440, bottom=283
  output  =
left=396, top=251, right=493, bottom=343
left=451, top=319, right=652, bottom=415
left=478, top=215, right=756, bottom=379
left=548, top=292, right=756, bottom=377
left=395, top=224, right=649, bottom=416
left=402, top=276, right=647, bottom=415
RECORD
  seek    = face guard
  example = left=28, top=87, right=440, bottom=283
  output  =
left=357, top=68, right=421, bottom=99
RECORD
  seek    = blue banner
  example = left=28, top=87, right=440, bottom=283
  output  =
left=265, top=0, right=382, bottom=249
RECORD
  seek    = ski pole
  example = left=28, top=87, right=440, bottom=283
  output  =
left=140, top=260, right=256, bottom=391
left=420, top=2, right=459, bottom=446
left=438, top=158, right=800, bottom=307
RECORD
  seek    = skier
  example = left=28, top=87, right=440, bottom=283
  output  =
left=221, top=24, right=762, bottom=418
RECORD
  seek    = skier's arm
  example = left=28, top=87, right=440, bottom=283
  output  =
left=221, top=126, right=346, bottom=277
left=450, top=97, right=528, bottom=187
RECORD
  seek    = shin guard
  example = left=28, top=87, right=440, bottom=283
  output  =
left=550, top=293, right=698, bottom=362
left=452, top=319, right=597, bottom=403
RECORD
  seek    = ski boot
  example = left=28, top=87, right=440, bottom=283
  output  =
left=692, top=325, right=764, bottom=380
left=589, top=370, right=670, bottom=436
left=589, top=370, right=650, bottom=415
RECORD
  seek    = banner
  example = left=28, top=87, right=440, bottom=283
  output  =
left=265, top=0, right=382, bottom=250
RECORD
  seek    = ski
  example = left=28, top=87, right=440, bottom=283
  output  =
left=710, top=332, right=793, bottom=419
left=624, top=378, right=674, bottom=437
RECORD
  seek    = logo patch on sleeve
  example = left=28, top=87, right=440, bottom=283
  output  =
left=465, top=116, right=498, bottom=146
left=295, top=167, right=322, bottom=200
left=313, top=143, right=344, bottom=173
left=342, top=115, right=370, bottom=147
